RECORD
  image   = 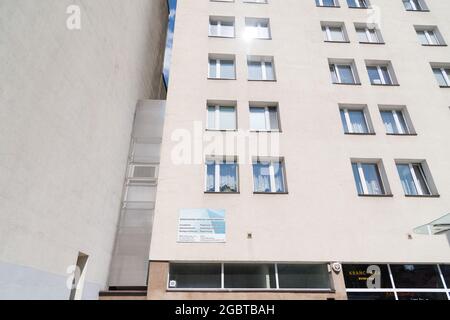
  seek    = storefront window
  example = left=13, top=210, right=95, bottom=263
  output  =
left=343, top=264, right=392, bottom=289
left=397, top=292, right=448, bottom=301
left=390, top=264, right=444, bottom=289
left=347, top=292, right=396, bottom=300
left=441, top=265, right=450, bottom=287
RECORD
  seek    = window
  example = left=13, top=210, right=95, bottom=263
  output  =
left=431, top=65, right=450, bottom=87
left=379, top=107, right=413, bottom=135
left=207, top=103, right=237, bottom=130
left=396, top=161, right=436, bottom=196
left=316, top=0, right=339, bottom=7
left=339, top=106, right=372, bottom=134
left=224, top=264, right=276, bottom=289
left=248, top=56, right=276, bottom=80
left=347, top=0, right=369, bottom=8
left=351, top=160, right=388, bottom=196
left=366, top=61, right=397, bottom=85
left=277, top=264, right=330, bottom=289
left=321, top=22, right=348, bottom=42
left=209, top=17, right=235, bottom=38
left=205, top=156, right=238, bottom=193
left=168, top=263, right=331, bottom=290
left=344, top=263, right=450, bottom=300
left=403, top=0, right=428, bottom=11
left=169, top=264, right=222, bottom=289
left=329, top=60, right=359, bottom=84
left=253, top=158, right=287, bottom=193
left=208, top=55, right=236, bottom=79
left=245, top=18, right=271, bottom=39
left=69, top=252, right=89, bottom=300
left=355, top=24, right=383, bottom=43
left=249, top=103, right=280, bottom=131
left=415, top=26, right=444, bottom=45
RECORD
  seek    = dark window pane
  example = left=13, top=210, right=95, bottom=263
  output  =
left=224, top=264, right=276, bottom=289
left=277, top=264, right=330, bottom=289
left=343, top=264, right=392, bottom=289
left=390, top=264, right=444, bottom=288
left=169, top=263, right=221, bottom=288
left=441, top=265, right=450, bottom=287
left=397, top=292, right=448, bottom=301
left=347, top=292, right=396, bottom=300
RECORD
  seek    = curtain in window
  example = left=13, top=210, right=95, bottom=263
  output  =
left=356, top=29, right=368, bottom=42
left=207, top=106, right=216, bottom=129
left=362, top=164, right=384, bottom=195
left=206, top=162, right=216, bottom=192
left=268, top=107, right=279, bottom=130
left=348, top=110, right=368, bottom=133
left=338, top=65, right=355, bottom=84
left=253, top=162, right=271, bottom=192
left=220, top=163, right=237, bottom=192
left=351, top=163, right=364, bottom=194
left=340, top=110, right=349, bottom=133
left=273, top=162, right=285, bottom=192
left=413, top=165, right=431, bottom=195
left=248, top=61, right=262, bottom=80
left=209, top=20, right=218, bottom=36
left=380, top=111, right=397, bottom=134
left=416, top=31, right=428, bottom=44
left=221, top=21, right=234, bottom=37
left=329, top=27, right=344, bottom=41
left=265, top=61, right=275, bottom=80
left=397, top=164, right=418, bottom=195
left=209, top=59, right=217, bottom=78
left=367, top=66, right=381, bottom=84
left=250, top=107, right=267, bottom=130
left=433, top=68, right=447, bottom=86
left=219, top=106, right=236, bottom=130
left=220, top=60, right=235, bottom=79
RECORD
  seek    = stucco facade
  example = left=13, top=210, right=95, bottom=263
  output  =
left=0, top=0, right=167, bottom=299
left=148, top=0, right=450, bottom=299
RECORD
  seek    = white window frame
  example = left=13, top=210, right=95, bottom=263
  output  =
left=404, top=0, right=425, bottom=11
left=252, top=159, right=286, bottom=193
left=323, top=25, right=346, bottom=42
left=368, top=65, right=393, bottom=85
left=398, top=163, right=431, bottom=196
left=205, top=157, right=238, bottom=193
left=352, top=0, right=368, bottom=8
left=381, top=110, right=410, bottom=134
left=330, top=63, right=357, bottom=84
left=418, top=29, right=439, bottom=45
left=353, top=162, right=386, bottom=195
left=249, top=106, right=279, bottom=131
left=433, top=67, right=450, bottom=86
left=209, top=18, right=235, bottom=38
left=357, top=27, right=380, bottom=43
left=206, top=105, right=237, bottom=131
left=248, top=57, right=275, bottom=81
left=245, top=18, right=271, bottom=39
left=341, top=108, right=370, bottom=134
left=208, top=58, right=235, bottom=79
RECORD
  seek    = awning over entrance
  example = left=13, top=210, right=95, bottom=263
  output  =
left=413, top=213, right=450, bottom=235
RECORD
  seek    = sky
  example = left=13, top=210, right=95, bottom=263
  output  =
left=163, top=0, right=177, bottom=83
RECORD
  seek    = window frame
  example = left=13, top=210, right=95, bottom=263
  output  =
left=339, top=106, right=373, bottom=135
left=206, top=103, right=237, bottom=131
left=247, top=56, right=276, bottom=81
left=252, top=157, right=288, bottom=194
left=351, top=160, right=390, bottom=196
left=204, top=156, right=239, bottom=193
left=249, top=104, right=280, bottom=132
left=209, top=16, right=235, bottom=38
left=208, top=55, right=236, bottom=80
left=395, top=161, right=437, bottom=197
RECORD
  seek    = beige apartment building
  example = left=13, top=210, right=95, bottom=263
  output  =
left=144, top=0, right=450, bottom=300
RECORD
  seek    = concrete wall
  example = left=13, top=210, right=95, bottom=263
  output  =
left=0, top=0, right=167, bottom=299
left=149, top=0, right=450, bottom=282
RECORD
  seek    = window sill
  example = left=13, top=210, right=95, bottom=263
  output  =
left=208, top=35, right=235, bottom=39
left=405, top=194, right=440, bottom=198
left=359, top=42, right=385, bottom=45
left=405, top=9, right=430, bottom=12
left=421, top=44, right=447, bottom=47
left=204, top=191, right=240, bottom=195
left=439, top=85, right=450, bottom=88
left=345, top=132, right=376, bottom=136
left=370, top=83, right=400, bottom=87
left=386, top=133, right=417, bottom=136
left=253, top=192, right=289, bottom=195
left=316, top=5, right=341, bottom=8
left=248, top=79, right=277, bottom=82
left=324, top=40, right=350, bottom=43
left=208, top=77, right=237, bottom=81
left=206, top=129, right=238, bottom=132
left=333, top=82, right=362, bottom=86
left=250, top=130, right=282, bottom=133
left=348, top=6, right=370, bottom=9
left=358, top=194, right=394, bottom=198
left=167, top=288, right=334, bottom=293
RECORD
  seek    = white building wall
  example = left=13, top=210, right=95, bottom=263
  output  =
left=0, top=0, right=167, bottom=299
left=150, top=0, right=450, bottom=264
